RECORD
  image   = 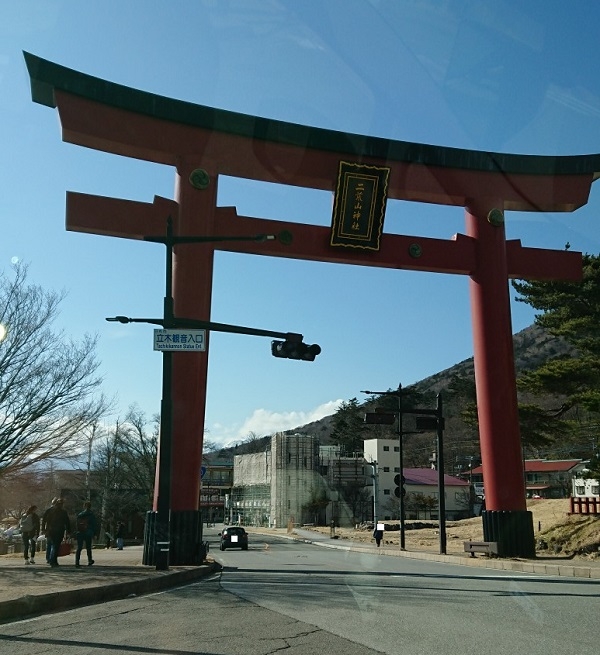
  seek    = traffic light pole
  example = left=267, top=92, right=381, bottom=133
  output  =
left=436, top=394, right=446, bottom=554
left=368, top=462, right=379, bottom=526
left=107, top=217, right=318, bottom=570
left=410, top=396, right=447, bottom=555
left=397, top=389, right=406, bottom=549
left=363, top=386, right=447, bottom=554
left=362, top=384, right=406, bottom=549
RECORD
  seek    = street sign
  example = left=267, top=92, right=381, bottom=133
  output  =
left=364, top=412, right=395, bottom=425
left=416, top=416, right=445, bottom=430
left=153, top=329, right=206, bottom=351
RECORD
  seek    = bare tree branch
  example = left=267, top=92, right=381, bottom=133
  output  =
left=0, top=263, right=108, bottom=476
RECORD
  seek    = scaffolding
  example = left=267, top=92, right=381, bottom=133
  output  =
left=230, top=451, right=272, bottom=526
left=319, top=447, right=371, bottom=525
left=271, top=433, right=321, bottom=528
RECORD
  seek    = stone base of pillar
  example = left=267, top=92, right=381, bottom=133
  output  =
left=482, top=509, right=535, bottom=558
left=143, top=510, right=206, bottom=566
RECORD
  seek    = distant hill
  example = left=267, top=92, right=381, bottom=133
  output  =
left=286, top=323, right=572, bottom=446
left=212, top=324, right=572, bottom=461
left=414, top=323, right=572, bottom=396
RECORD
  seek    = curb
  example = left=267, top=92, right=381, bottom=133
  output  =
left=260, top=530, right=600, bottom=579
left=0, top=561, right=220, bottom=624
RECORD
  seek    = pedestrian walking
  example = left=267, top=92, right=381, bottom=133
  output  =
left=41, top=498, right=58, bottom=564
left=75, top=501, right=98, bottom=567
left=116, top=521, right=125, bottom=550
left=19, top=505, right=40, bottom=564
left=45, top=498, right=71, bottom=566
left=373, top=527, right=384, bottom=547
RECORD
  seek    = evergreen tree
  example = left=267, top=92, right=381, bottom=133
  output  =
left=330, top=398, right=365, bottom=456
left=446, top=374, right=478, bottom=428
left=584, top=451, right=600, bottom=479
left=512, top=253, right=600, bottom=454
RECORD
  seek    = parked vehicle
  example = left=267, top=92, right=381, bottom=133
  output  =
left=218, top=526, right=248, bottom=551
left=1, top=528, right=21, bottom=541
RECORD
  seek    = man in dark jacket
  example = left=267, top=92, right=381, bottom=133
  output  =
left=75, top=501, right=98, bottom=567
left=45, top=498, right=70, bottom=567
left=41, top=497, right=58, bottom=564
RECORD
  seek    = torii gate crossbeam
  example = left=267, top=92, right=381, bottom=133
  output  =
left=26, top=52, right=600, bottom=560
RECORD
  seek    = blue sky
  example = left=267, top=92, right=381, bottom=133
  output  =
left=2, top=1, right=600, bottom=447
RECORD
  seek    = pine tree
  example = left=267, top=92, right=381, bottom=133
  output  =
left=330, top=398, right=365, bottom=456
left=512, top=253, right=600, bottom=454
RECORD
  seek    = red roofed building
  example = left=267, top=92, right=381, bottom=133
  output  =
left=364, top=439, right=471, bottom=520
left=468, top=459, right=587, bottom=499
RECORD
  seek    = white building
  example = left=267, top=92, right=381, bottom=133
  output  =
left=570, top=476, right=600, bottom=515
left=572, top=477, right=599, bottom=498
left=363, top=438, right=471, bottom=520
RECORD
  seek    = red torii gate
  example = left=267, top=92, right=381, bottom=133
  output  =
left=26, top=52, right=600, bottom=560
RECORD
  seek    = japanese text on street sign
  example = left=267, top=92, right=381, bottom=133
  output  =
left=153, top=329, right=206, bottom=351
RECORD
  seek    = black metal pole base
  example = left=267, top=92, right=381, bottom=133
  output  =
left=482, top=509, right=535, bottom=558
left=143, top=510, right=205, bottom=566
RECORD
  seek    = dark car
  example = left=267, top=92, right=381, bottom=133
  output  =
left=219, top=526, right=248, bottom=551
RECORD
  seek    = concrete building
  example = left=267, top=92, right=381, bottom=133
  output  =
left=231, top=434, right=373, bottom=528
left=318, top=445, right=370, bottom=525
left=363, top=438, right=470, bottom=520
left=231, top=434, right=470, bottom=527
left=230, top=433, right=322, bottom=528
left=570, top=475, right=600, bottom=515
left=231, top=450, right=271, bottom=526
left=271, top=432, right=321, bottom=528
left=572, top=477, right=600, bottom=498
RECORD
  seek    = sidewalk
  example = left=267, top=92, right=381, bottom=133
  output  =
left=1, top=531, right=598, bottom=625
left=264, top=527, right=600, bottom=579
left=0, top=545, right=217, bottom=623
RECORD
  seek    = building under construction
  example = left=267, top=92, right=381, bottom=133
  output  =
left=230, top=433, right=369, bottom=527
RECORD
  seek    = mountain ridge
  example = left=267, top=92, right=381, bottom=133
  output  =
left=288, top=323, right=571, bottom=444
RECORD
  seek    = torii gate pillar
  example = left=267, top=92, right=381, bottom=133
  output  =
left=467, top=201, right=534, bottom=552
left=26, top=53, right=600, bottom=560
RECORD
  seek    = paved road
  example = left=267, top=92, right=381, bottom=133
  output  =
left=1, top=527, right=598, bottom=654
left=0, top=566, right=381, bottom=655
left=213, top=528, right=598, bottom=655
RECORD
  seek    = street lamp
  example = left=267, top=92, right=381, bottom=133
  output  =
left=107, top=217, right=319, bottom=570
left=0, top=323, right=7, bottom=343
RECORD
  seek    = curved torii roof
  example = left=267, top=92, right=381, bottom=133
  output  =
left=24, top=51, right=600, bottom=213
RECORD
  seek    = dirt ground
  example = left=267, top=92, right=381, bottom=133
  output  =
left=301, top=499, right=600, bottom=560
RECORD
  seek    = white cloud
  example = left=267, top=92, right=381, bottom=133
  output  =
left=212, top=399, right=343, bottom=447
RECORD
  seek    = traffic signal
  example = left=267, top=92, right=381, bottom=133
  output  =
left=271, top=340, right=321, bottom=361
left=394, top=473, right=406, bottom=498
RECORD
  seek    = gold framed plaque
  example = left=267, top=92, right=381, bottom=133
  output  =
left=330, top=161, right=390, bottom=250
